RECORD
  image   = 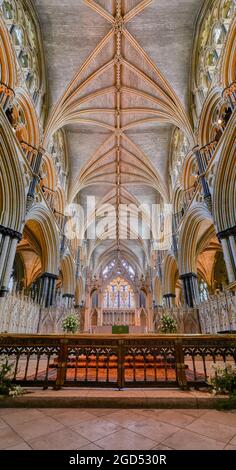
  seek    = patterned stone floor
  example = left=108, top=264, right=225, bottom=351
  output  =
left=0, top=407, right=236, bottom=450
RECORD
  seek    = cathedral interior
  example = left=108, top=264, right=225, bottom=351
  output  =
left=0, top=0, right=236, bottom=449
left=0, top=0, right=236, bottom=389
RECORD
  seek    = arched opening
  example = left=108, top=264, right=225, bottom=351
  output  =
left=196, top=232, right=228, bottom=299
left=91, top=310, right=98, bottom=328
left=91, top=289, right=99, bottom=309
left=75, top=276, right=84, bottom=307
left=0, top=16, right=16, bottom=91
left=13, top=222, right=43, bottom=296
left=6, top=205, right=61, bottom=309
left=140, top=290, right=146, bottom=309
left=140, top=309, right=147, bottom=332
left=0, top=0, right=46, bottom=114
left=178, top=204, right=215, bottom=307
left=153, top=276, right=162, bottom=307
left=213, top=119, right=236, bottom=283
left=163, top=254, right=182, bottom=307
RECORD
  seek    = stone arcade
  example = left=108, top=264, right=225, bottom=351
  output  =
left=0, top=0, right=236, bottom=410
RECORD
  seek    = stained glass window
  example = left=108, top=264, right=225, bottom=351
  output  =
left=103, top=277, right=135, bottom=309
left=0, top=0, right=42, bottom=107
left=193, top=0, right=235, bottom=118
left=102, top=258, right=135, bottom=281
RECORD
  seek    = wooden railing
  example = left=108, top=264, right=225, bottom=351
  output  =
left=173, top=210, right=185, bottom=232
left=199, top=140, right=218, bottom=172
left=0, top=81, right=15, bottom=110
left=183, top=184, right=198, bottom=209
left=41, top=186, right=55, bottom=211
left=223, top=81, right=236, bottom=109
left=20, top=141, right=38, bottom=170
left=53, top=210, right=65, bottom=232
left=0, top=334, right=235, bottom=390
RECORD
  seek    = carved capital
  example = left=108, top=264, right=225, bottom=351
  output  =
left=41, top=272, right=59, bottom=281
left=0, top=225, right=22, bottom=241
left=217, top=225, right=236, bottom=240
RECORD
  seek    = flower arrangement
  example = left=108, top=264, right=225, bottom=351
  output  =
left=159, top=313, right=177, bottom=334
left=208, top=364, right=236, bottom=395
left=62, top=313, right=80, bottom=334
left=0, top=357, right=25, bottom=397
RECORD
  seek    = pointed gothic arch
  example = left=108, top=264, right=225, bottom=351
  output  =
left=25, top=204, right=60, bottom=275
left=60, top=254, right=76, bottom=296
left=0, top=111, right=25, bottom=232
left=0, top=16, right=17, bottom=89
left=178, top=204, right=214, bottom=276
left=213, top=114, right=236, bottom=232
left=221, top=15, right=236, bottom=87
left=14, top=87, right=40, bottom=148
left=163, top=253, right=179, bottom=297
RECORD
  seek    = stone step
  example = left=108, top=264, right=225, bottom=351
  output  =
left=0, top=388, right=233, bottom=410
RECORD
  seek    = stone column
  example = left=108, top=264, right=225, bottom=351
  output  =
left=218, top=227, right=236, bottom=284
left=135, top=309, right=140, bottom=326
left=38, top=273, right=58, bottom=308
left=98, top=308, right=103, bottom=327
left=0, top=236, right=10, bottom=284
left=97, top=289, right=102, bottom=309
left=62, top=293, right=74, bottom=309
left=0, top=225, right=22, bottom=297
left=146, top=307, right=153, bottom=332
left=75, top=247, right=81, bottom=279
left=179, top=273, right=200, bottom=308
left=229, top=236, right=236, bottom=268
left=172, top=214, right=179, bottom=258
left=193, top=146, right=212, bottom=212
left=83, top=307, right=91, bottom=332
left=0, top=238, right=19, bottom=296
left=163, top=293, right=176, bottom=308
left=26, top=147, right=44, bottom=210
left=223, top=82, right=236, bottom=109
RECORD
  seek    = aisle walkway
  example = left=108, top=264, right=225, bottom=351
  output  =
left=1, top=407, right=236, bottom=450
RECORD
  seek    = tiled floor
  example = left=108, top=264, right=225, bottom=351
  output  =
left=0, top=408, right=236, bottom=450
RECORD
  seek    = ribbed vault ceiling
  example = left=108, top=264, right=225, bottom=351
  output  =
left=34, top=0, right=204, bottom=272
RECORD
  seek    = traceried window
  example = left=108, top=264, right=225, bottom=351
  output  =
left=120, top=259, right=135, bottom=279
left=102, top=258, right=135, bottom=281
left=0, top=0, right=42, bottom=107
left=48, top=130, right=67, bottom=189
left=192, top=0, right=236, bottom=119
left=199, top=280, right=209, bottom=302
left=102, top=260, right=115, bottom=278
left=169, top=128, right=190, bottom=188
left=1, top=0, right=14, bottom=20
left=103, top=277, right=135, bottom=309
